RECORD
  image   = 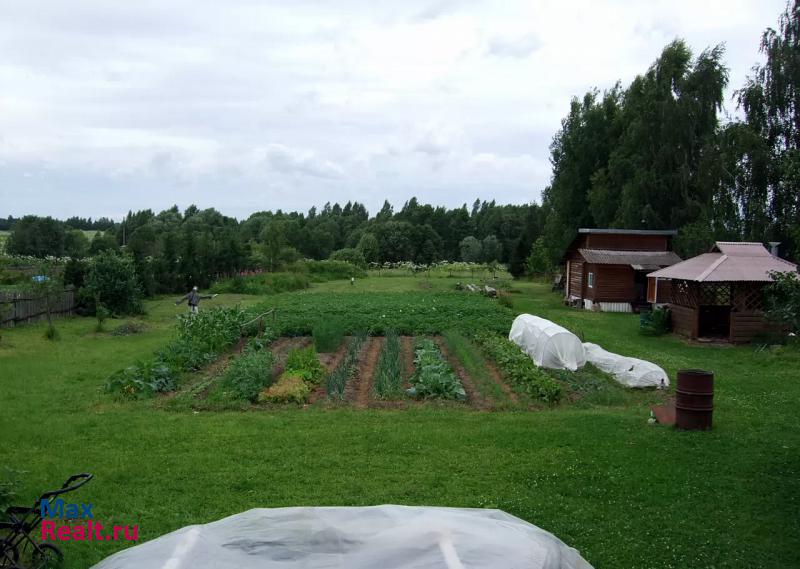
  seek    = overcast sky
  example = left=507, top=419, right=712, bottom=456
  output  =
left=0, top=0, right=787, bottom=221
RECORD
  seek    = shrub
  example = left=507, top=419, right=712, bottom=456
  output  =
left=225, top=343, right=276, bottom=402
left=259, top=373, right=310, bottom=404
left=639, top=307, right=671, bottom=336
left=285, top=346, right=325, bottom=384
left=95, top=303, right=110, bottom=332
left=474, top=332, right=562, bottom=404
left=765, top=270, right=800, bottom=334
left=211, top=272, right=310, bottom=295
left=313, top=320, right=344, bottom=352
left=329, top=248, right=367, bottom=268
left=407, top=338, right=465, bottom=400
left=84, top=251, right=143, bottom=316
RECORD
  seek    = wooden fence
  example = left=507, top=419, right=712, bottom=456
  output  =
left=0, top=286, right=76, bottom=328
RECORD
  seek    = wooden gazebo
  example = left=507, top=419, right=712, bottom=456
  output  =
left=647, top=242, right=797, bottom=342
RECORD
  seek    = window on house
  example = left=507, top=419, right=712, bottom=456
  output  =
left=588, top=272, right=594, bottom=288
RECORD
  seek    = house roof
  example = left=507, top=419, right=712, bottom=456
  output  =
left=578, top=228, right=678, bottom=236
left=578, top=248, right=682, bottom=266
left=648, top=242, right=797, bottom=282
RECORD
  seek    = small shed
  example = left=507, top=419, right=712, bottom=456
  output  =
left=647, top=242, right=798, bottom=342
left=563, top=229, right=681, bottom=312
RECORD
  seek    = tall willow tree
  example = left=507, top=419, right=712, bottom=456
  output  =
left=733, top=0, right=800, bottom=258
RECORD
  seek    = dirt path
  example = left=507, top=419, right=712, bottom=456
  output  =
left=342, top=338, right=369, bottom=403
left=307, top=339, right=350, bottom=404
left=435, top=336, right=488, bottom=410
left=354, top=336, right=384, bottom=408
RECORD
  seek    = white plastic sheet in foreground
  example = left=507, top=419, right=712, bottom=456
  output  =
left=91, top=505, right=593, bottom=569
left=583, top=342, right=669, bottom=388
left=509, top=314, right=586, bottom=371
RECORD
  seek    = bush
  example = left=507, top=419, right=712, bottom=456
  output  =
left=225, top=343, right=276, bottom=402
left=211, top=272, right=310, bottom=295
left=639, top=307, right=671, bottom=336
left=259, top=374, right=310, bottom=404
left=765, top=270, right=800, bottom=334
left=313, top=320, right=344, bottom=352
left=329, top=248, right=367, bottom=268
left=84, top=251, right=143, bottom=316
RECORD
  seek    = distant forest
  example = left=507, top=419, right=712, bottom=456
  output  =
left=2, top=1, right=799, bottom=287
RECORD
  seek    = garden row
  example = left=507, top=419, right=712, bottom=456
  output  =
left=105, top=295, right=634, bottom=410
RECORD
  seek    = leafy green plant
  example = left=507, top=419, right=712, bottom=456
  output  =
left=95, top=303, right=110, bottom=332
left=313, top=319, right=344, bottom=352
left=373, top=330, right=404, bottom=398
left=285, top=346, right=325, bottom=384
left=407, top=338, right=465, bottom=400
left=224, top=342, right=276, bottom=402
left=639, top=307, right=671, bottom=336
left=105, top=360, right=178, bottom=398
left=326, top=332, right=367, bottom=398
left=474, top=332, right=562, bottom=404
left=259, top=373, right=310, bottom=404
left=106, top=306, right=251, bottom=397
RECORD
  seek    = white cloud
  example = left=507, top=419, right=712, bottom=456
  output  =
left=0, top=0, right=789, bottom=219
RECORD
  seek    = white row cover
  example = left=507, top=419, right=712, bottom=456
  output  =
left=509, top=314, right=586, bottom=371
left=583, top=342, right=669, bottom=389
left=91, top=506, right=593, bottom=569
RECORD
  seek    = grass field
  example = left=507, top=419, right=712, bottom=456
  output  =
left=1, top=278, right=799, bottom=568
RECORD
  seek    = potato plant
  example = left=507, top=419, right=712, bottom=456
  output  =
left=474, top=332, right=562, bottom=404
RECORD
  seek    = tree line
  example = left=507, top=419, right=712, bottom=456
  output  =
left=2, top=200, right=543, bottom=294
left=537, top=0, right=800, bottom=264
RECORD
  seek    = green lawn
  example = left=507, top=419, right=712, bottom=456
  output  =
left=1, top=279, right=799, bottom=568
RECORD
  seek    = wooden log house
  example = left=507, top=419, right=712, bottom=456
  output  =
left=562, top=229, right=681, bottom=313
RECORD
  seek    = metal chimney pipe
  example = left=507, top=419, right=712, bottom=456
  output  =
left=768, top=241, right=781, bottom=256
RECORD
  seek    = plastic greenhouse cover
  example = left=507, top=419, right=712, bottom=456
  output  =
left=583, top=342, right=669, bottom=389
left=91, top=506, right=594, bottom=569
left=509, top=314, right=586, bottom=371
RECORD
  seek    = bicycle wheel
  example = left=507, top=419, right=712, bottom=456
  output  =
left=0, top=542, right=20, bottom=569
left=35, top=543, right=63, bottom=569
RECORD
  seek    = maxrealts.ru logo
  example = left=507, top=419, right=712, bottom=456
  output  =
left=40, top=499, right=138, bottom=542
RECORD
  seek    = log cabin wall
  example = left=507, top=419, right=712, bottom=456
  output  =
left=593, top=265, right=635, bottom=302
left=567, top=252, right=584, bottom=299
left=584, top=263, right=597, bottom=300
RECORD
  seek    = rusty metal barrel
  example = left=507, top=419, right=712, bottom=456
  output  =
left=675, top=369, right=714, bottom=430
